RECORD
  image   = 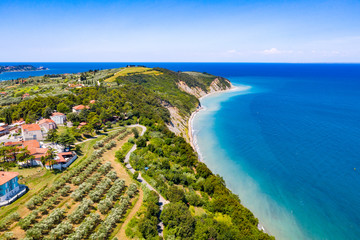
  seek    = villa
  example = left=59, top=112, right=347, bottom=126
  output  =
left=50, top=112, right=66, bottom=125
left=45, top=151, right=77, bottom=170
left=21, top=124, right=43, bottom=141
left=39, top=119, right=57, bottom=133
left=72, top=105, right=89, bottom=113
left=0, top=171, right=27, bottom=206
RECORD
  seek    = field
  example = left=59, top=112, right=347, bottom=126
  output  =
left=105, top=67, right=163, bottom=82
left=0, top=127, right=140, bottom=240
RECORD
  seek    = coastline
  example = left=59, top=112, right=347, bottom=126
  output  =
left=187, top=84, right=269, bottom=234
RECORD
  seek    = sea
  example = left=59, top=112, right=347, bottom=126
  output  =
left=1, top=62, right=360, bottom=240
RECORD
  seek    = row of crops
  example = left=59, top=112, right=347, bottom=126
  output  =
left=0, top=127, right=136, bottom=240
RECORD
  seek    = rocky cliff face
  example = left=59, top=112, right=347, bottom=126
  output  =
left=177, top=77, right=232, bottom=99
left=165, top=77, right=233, bottom=140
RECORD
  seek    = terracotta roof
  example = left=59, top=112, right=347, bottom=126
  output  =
left=22, top=124, right=41, bottom=131
left=51, top=112, right=65, bottom=117
left=0, top=172, right=19, bottom=185
left=90, top=100, right=96, bottom=104
left=22, top=140, right=40, bottom=149
left=4, top=141, right=22, bottom=147
left=73, top=105, right=86, bottom=110
left=57, top=152, right=75, bottom=163
left=0, top=127, right=8, bottom=131
left=39, top=119, right=55, bottom=125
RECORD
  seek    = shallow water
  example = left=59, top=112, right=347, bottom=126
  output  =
left=193, top=67, right=360, bottom=240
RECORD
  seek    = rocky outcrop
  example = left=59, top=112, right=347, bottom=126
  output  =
left=165, top=78, right=232, bottom=140
left=176, top=81, right=207, bottom=98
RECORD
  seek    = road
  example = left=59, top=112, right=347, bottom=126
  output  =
left=124, top=124, right=169, bottom=236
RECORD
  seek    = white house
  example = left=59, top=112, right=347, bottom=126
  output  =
left=38, top=119, right=57, bottom=133
left=0, top=171, right=27, bottom=206
left=21, top=124, right=43, bottom=141
left=46, top=152, right=77, bottom=170
left=72, top=105, right=89, bottom=113
left=50, top=112, right=67, bottom=125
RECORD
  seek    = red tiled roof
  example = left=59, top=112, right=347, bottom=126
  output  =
left=0, top=171, right=19, bottom=185
left=73, top=105, right=86, bottom=110
left=22, top=124, right=41, bottom=131
left=22, top=140, right=40, bottom=149
left=0, top=127, right=7, bottom=131
left=39, top=119, right=55, bottom=125
left=90, top=100, right=95, bottom=104
left=51, top=112, right=65, bottom=116
left=4, top=141, right=22, bottom=147
left=57, top=152, right=75, bottom=163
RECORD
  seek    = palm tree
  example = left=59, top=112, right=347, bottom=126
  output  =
left=45, top=148, right=57, bottom=170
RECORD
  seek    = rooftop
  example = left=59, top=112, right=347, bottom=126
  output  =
left=39, top=119, right=55, bottom=125
left=0, top=172, right=19, bottom=185
left=21, top=124, right=41, bottom=131
left=51, top=112, right=65, bottom=117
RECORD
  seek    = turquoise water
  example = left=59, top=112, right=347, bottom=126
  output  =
left=193, top=67, right=360, bottom=240
left=2, top=63, right=360, bottom=239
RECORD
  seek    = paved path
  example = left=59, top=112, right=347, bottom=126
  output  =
left=124, top=124, right=169, bottom=236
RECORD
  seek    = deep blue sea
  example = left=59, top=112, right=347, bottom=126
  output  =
left=2, top=63, right=360, bottom=239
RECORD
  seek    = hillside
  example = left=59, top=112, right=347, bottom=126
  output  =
left=0, top=67, right=273, bottom=240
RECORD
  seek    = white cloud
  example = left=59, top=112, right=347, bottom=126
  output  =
left=263, top=48, right=281, bottom=55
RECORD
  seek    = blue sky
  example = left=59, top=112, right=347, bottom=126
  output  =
left=0, top=0, right=359, bottom=62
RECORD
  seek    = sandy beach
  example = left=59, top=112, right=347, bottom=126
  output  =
left=187, top=84, right=269, bottom=234
left=188, top=84, right=246, bottom=156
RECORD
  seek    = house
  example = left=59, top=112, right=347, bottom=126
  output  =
left=77, top=122, right=87, bottom=129
left=22, top=93, right=30, bottom=99
left=5, top=140, right=48, bottom=166
left=38, top=119, right=57, bottom=133
left=0, top=171, right=27, bottom=206
left=46, top=152, right=77, bottom=170
left=0, top=125, right=10, bottom=136
left=21, top=124, right=43, bottom=141
left=50, top=112, right=66, bottom=125
left=89, top=100, right=96, bottom=104
left=72, top=105, right=89, bottom=113
left=13, top=119, right=25, bottom=126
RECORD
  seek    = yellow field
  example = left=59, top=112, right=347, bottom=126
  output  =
left=105, top=67, right=162, bottom=82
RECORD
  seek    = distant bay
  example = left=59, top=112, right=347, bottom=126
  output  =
left=2, top=62, right=360, bottom=239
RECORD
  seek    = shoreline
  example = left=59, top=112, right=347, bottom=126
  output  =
left=187, top=84, right=269, bottom=234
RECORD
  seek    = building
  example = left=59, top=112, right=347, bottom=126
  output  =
left=22, top=93, right=30, bottom=99
left=5, top=140, right=48, bottom=166
left=0, top=125, right=10, bottom=136
left=72, top=105, right=89, bottom=113
left=0, top=171, right=27, bottom=206
left=21, top=124, right=43, bottom=141
left=78, top=122, right=87, bottom=129
left=39, top=119, right=57, bottom=133
left=50, top=112, right=67, bottom=125
left=89, top=100, right=96, bottom=104
left=46, top=152, right=77, bottom=170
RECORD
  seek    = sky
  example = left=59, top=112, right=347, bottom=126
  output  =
left=0, top=0, right=359, bottom=62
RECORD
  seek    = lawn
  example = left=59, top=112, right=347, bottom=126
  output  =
left=105, top=67, right=162, bottom=82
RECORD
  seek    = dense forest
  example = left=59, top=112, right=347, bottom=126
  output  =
left=0, top=67, right=273, bottom=239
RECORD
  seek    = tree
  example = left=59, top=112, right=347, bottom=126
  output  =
left=115, top=151, right=124, bottom=163
left=17, top=147, right=34, bottom=166
left=58, top=131, right=75, bottom=147
left=45, top=148, right=57, bottom=170
left=136, top=137, right=147, bottom=148
left=4, top=108, right=12, bottom=125
left=57, top=103, right=70, bottom=113
left=166, top=185, right=185, bottom=203
left=132, top=128, right=139, bottom=138
left=160, top=202, right=195, bottom=238
left=43, top=107, right=53, bottom=119
left=46, top=129, right=58, bottom=142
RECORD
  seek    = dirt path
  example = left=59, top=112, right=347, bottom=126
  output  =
left=117, top=189, right=144, bottom=239
left=124, top=124, right=169, bottom=237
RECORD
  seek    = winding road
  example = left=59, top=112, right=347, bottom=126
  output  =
left=124, top=124, right=169, bottom=236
